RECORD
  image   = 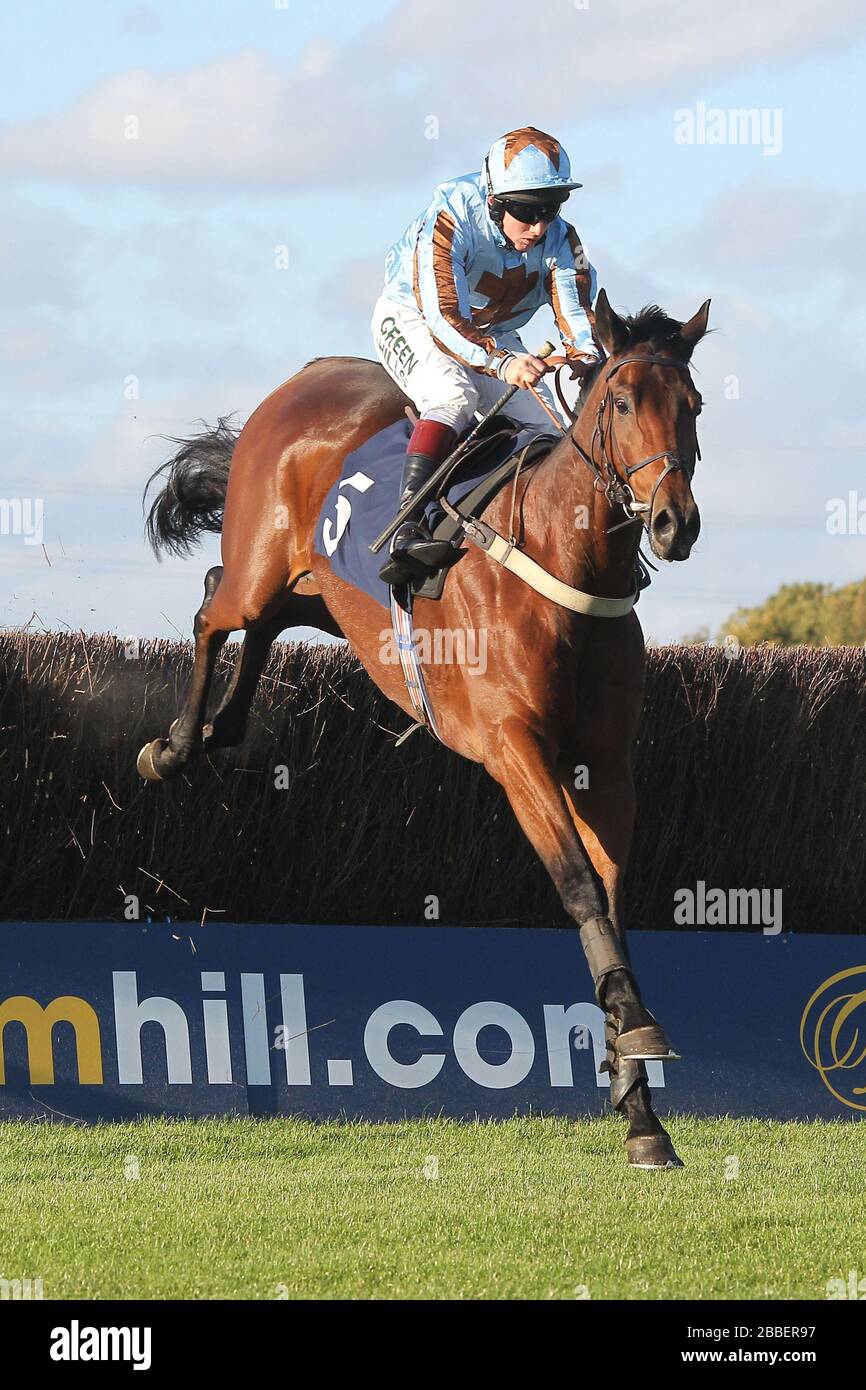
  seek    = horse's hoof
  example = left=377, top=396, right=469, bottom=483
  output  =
left=136, top=738, right=168, bottom=782
left=616, top=1023, right=681, bottom=1062
left=626, top=1134, right=684, bottom=1169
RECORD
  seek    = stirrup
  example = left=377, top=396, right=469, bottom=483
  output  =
left=378, top=522, right=458, bottom=585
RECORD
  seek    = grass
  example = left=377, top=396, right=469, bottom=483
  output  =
left=0, top=1115, right=862, bottom=1300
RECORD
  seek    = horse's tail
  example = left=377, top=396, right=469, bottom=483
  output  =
left=144, top=415, right=241, bottom=557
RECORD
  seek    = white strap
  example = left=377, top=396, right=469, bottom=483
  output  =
left=466, top=522, right=637, bottom=618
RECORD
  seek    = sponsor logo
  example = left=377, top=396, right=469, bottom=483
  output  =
left=0, top=973, right=666, bottom=1094
left=0, top=995, right=103, bottom=1084
left=376, top=315, right=419, bottom=384
left=800, top=966, right=866, bottom=1111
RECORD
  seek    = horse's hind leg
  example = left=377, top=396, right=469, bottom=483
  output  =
left=137, top=565, right=233, bottom=781
left=202, top=609, right=288, bottom=751
left=559, top=760, right=683, bottom=1169
left=203, top=591, right=345, bottom=752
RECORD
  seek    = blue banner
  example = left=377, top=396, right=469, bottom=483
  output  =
left=0, top=923, right=861, bottom=1121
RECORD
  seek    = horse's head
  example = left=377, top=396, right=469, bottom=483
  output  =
left=580, top=290, right=710, bottom=562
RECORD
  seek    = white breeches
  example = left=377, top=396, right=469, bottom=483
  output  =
left=371, top=293, right=564, bottom=437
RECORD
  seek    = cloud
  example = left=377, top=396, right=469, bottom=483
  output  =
left=0, top=186, right=322, bottom=418
left=654, top=173, right=866, bottom=302
left=0, top=0, right=863, bottom=189
left=319, top=254, right=383, bottom=332
left=117, top=4, right=162, bottom=36
left=0, top=193, right=89, bottom=308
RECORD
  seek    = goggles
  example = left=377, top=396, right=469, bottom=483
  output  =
left=498, top=197, right=564, bottom=226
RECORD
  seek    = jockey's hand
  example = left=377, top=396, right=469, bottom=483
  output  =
left=504, top=353, right=548, bottom=388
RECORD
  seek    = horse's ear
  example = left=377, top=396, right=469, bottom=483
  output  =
left=594, top=288, right=629, bottom=355
left=679, top=299, right=711, bottom=355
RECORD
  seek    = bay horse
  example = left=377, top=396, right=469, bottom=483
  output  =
left=139, top=287, right=709, bottom=1168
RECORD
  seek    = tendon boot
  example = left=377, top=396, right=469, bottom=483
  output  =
left=378, top=420, right=459, bottom=585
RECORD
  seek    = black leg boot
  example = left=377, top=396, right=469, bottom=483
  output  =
left=378, top=451, right=461, bottom=586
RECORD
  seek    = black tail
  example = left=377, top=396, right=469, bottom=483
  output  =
left=144, top=415, right=241, bottom=557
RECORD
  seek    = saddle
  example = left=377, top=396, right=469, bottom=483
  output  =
left=411, top=415, right=559, bottom=600
left=412, top=413, right=655, bottom=605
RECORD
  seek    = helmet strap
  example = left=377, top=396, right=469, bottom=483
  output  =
left=486, top=194, right=517, bottom=250
left=484, top=158, right=517, bottom=247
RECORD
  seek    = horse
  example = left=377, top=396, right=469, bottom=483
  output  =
left=139, top=287, right=709, bottom=1168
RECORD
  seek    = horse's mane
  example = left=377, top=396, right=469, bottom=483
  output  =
left=618, top=304, right=688, bottom=351
left=576, top=304, right=704, bottom=401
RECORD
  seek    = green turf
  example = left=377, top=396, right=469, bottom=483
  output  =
left=0, top=1115, right=862, bottom=1300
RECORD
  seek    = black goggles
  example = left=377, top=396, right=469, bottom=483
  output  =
left=498, top=197, right=564, bottom=226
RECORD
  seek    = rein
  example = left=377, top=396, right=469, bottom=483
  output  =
left=568, top=353, right=700, bottom=536
left=422, top=350, right=701, bottom=622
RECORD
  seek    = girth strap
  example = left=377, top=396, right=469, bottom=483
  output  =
left=389, top=586, right=442, bottom=742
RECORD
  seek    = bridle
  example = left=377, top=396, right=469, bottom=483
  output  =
left=568, top=352, right=701, bottom=535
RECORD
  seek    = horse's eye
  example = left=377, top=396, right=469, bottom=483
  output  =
left=614, top=398, right=629, bottom=414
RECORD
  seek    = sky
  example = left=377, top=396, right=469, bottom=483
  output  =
left=1, top=0, right=864, bottom=644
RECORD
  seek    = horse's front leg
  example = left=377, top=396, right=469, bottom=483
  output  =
left=484, top=716, right=679, bottom=1168
left=560, top=758, right=683, bottom=1169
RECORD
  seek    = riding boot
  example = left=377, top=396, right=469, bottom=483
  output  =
left=378, top=421, right=460, bottom=585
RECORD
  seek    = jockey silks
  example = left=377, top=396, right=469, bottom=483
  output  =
left=381, top=170, right=599, bottom=377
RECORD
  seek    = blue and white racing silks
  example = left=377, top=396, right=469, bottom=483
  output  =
left=382, top=170, right=599, bottom=378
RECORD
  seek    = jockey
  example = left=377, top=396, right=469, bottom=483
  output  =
left=372, top=125, right=601, bottom=585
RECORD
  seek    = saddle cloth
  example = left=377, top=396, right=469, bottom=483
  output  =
left=312, top=415, right=548, bottom=610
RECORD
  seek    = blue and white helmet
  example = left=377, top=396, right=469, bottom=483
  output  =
left=483, top=126, right=582, bottom=201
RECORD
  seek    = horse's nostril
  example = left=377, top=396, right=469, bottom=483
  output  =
left=653, top=508, right=672, bottom=536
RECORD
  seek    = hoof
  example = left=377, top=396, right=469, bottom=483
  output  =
left=136, top=738, right=169, bottom=782
left=626, top=1134, right=684, bottom=1169
left=616, top=1023, right=681, bottom=1062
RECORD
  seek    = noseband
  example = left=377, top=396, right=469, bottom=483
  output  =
left=569, top=353, right=701, bottom=534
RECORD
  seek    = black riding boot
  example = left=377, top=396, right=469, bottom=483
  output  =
left=377, top=451, right=460, bottom=586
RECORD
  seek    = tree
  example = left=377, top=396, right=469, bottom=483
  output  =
left=718, top=578, right=866, bottom=647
